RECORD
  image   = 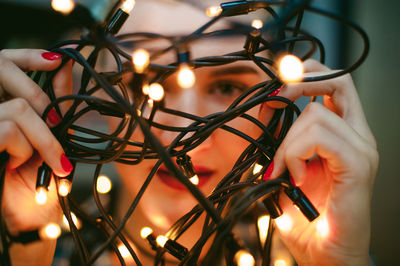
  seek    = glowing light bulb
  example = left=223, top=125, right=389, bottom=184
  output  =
left=189, top=174, right=199, bottom=185
left=58, top=179, right=72, bottom=197
left=148, top=83, right=165, bottom=101
left=132, top=49, right=149, bottom=74
left=156, top=235, right=168, bottom=247
left=275, top=214, right=293, bottom=233
left=62, top=212, right=81, bottom=230
left=252, top=163, right=263, bottom=175
left=177, top=64, right=195, bottom=89
left=274, top=259, right=288, bottom=266
left=118, top=244, right=131, bottom=258
left=51, top=0, right=75, bottom=15
left=121, top=0, right=136, bottom=14
left=35, top=187, right=47, bottom=205
left=142, top=84, right=150, bottom=95
left=96, top=175, right=112, bottom=194
left=278, top=54, right=304, bottom=83
left=140, top=227, right=153, bottom=239
left=234, top=250, right=255, bottom=266
left=257, top=215, right=270, bottom=244
left=40, top=223, right=61, bottom=240
left=251, top=19, right=263, bottom=30
left=316, top=216, right=329, bottom=238
left=206, top=6, right=222, bottom=17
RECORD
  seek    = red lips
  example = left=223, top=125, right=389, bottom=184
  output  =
left=156, top=165, right=215, bottom=191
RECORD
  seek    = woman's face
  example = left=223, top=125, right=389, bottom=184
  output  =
left=109, top=0, right=273, bottom=244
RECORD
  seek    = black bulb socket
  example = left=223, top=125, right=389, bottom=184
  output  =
left=164, top=239, right=188, bottom=260
left=284, top=186, right=319, bottom=221
left=36, top=163, right=52, bottom=190
left=106, top=8, right=129, bottom=34
left=262, top=194, right=283, bottom=219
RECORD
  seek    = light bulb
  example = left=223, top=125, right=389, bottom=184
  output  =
left=177, top=64, right=195, bottom=89
left=156, top=235, right=168, bottom=248
left=96, top=175, right=112, bottom=194
left=316, top=215, right=329, bottom=238
left=121, top=0, right=136, bottom=14
left=206, top=6, right=222, bottom=17
left=234, top=250, right=255, bottom=266
left=257, top=215, right=270, bottom=244
left=132, top=49, right=149, bottom=74
left=118, top=244, right=131, bottom=258
left=252, top=163, right=263, bottom=175
left=58, top=179, right=72, bottom=197
left=35, top=187, right=47, bottom=205
left=142, top=84, right=150, bottom=95
left=140, top=227, right=153, bottom=239
left=274, top=259, right=288, bottom=266
left=278, top=54, right=304, bottom=83
left=39, top=223, right=61, bottom=240
left=51, top=0, right=75, bottom=15
left=62, top=212, right=81, bottom=230
left=251, top=19, right=263, bottom=30
left=148, top=83, right=165, bottom=101
left=189, top=174, right=199, bottom=185
left=275, top=214, right=293, bottom=233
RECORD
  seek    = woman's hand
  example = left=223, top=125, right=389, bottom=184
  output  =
left=0, top=49, right=73, bottom=265
left=265, top=59, right=378, bottom=265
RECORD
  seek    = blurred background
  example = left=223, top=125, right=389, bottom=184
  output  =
left=0, top=0, right=398, bottom=264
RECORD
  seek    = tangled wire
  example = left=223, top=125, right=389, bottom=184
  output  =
left=0, top=0, right=369, bottom=265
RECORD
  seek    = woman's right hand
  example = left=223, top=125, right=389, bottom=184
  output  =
left=0, top=49, right=73, bottom=265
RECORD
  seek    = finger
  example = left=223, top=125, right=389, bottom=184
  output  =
left=52, top=60, right=73, bottom=114
left=0, top=99, right=73, bottom=176
left=0, top=121, right=33, bottom=169
left=0, top=49, right=62, bottom=71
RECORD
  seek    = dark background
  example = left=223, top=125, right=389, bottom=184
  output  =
left=0, top=0, right=398, bottom=264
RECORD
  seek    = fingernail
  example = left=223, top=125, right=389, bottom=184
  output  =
left=263, top=161, right=274, bottom=181
left=60, top=154, right=73, bottom=174
left=42, top=52, right=62, bottom=61
left=289, top=174, right=296, bottom=186
left=48, top=108, right=62, bottom=126
left=268, top=86, right=282, bottom=97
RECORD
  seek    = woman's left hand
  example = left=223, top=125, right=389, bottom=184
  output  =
left=264, top=59, right=378, bottom=265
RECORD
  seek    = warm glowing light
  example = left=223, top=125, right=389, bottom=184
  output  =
left=148, top=83, right=165, bottom=101
left=206, top=6, right=222, bottom=17
left=251, top=19, right=263, bottom=30
left=177, top=64, right=195, bottom=89
left=96, top=175, right=112, bottom=194
left=121, top=0, right=136, bottom=14
left=35, top=187, right=47, bottom=205
left=40, top=223, right=61, bottom=240
left=278, top=54, right=304, bottom=83
left=118, top=244, right=131, bottom=258
left=275, top=214, right=293, bottom=233
left=274, top=259, right=288, bottom=266
left=234, top=250, right=255, bottom=266
left=132, top=49, right=149, bottom=73
left=257, top=215, right=270, bottom=244
left=148, top=99, right=154, bottom=108
left=156, top=235, right=168, bottom=247
left=51, top=0, right=75, bottom=15
left=189, top=174, right=199, bottom=185
left=140, top=227, right=153, bottom=239
left=316, top=216, right=329, bottom=238
left=252, top=163, right=263, bottom=175
left=58, top=179, right=72, bottom=197
left=62, top=212, right=81, bottom=230
left=142, top=84, right=150, bottom=95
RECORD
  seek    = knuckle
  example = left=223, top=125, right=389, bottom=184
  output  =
left=0, top=121, right=18, bottom=139
left=9, top=98, right=30, bottom=116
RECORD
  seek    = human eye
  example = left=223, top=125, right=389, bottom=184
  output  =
left=209, top=80, right=248, bottom=98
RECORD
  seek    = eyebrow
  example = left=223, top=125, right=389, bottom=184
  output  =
left=210, top=65, right=259, bottom=77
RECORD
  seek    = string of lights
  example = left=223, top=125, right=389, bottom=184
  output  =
left=0, top=0, right=369, bottom=265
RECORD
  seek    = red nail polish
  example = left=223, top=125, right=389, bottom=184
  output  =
left=263, top=161, right=274, bottom=181
left=48, top=108, right=62, bottom=125
left=42, top=52, right=62, bottom=61
left=60, top=154, right=73, bottom=173
left=6, top=163, right=15, bottom=172
left=289, top=174, right=296, bottom=186
left=268, top=86, right=281, bottom=97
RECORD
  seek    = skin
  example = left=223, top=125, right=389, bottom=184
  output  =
left=0, top=0, right=378, bottom=265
